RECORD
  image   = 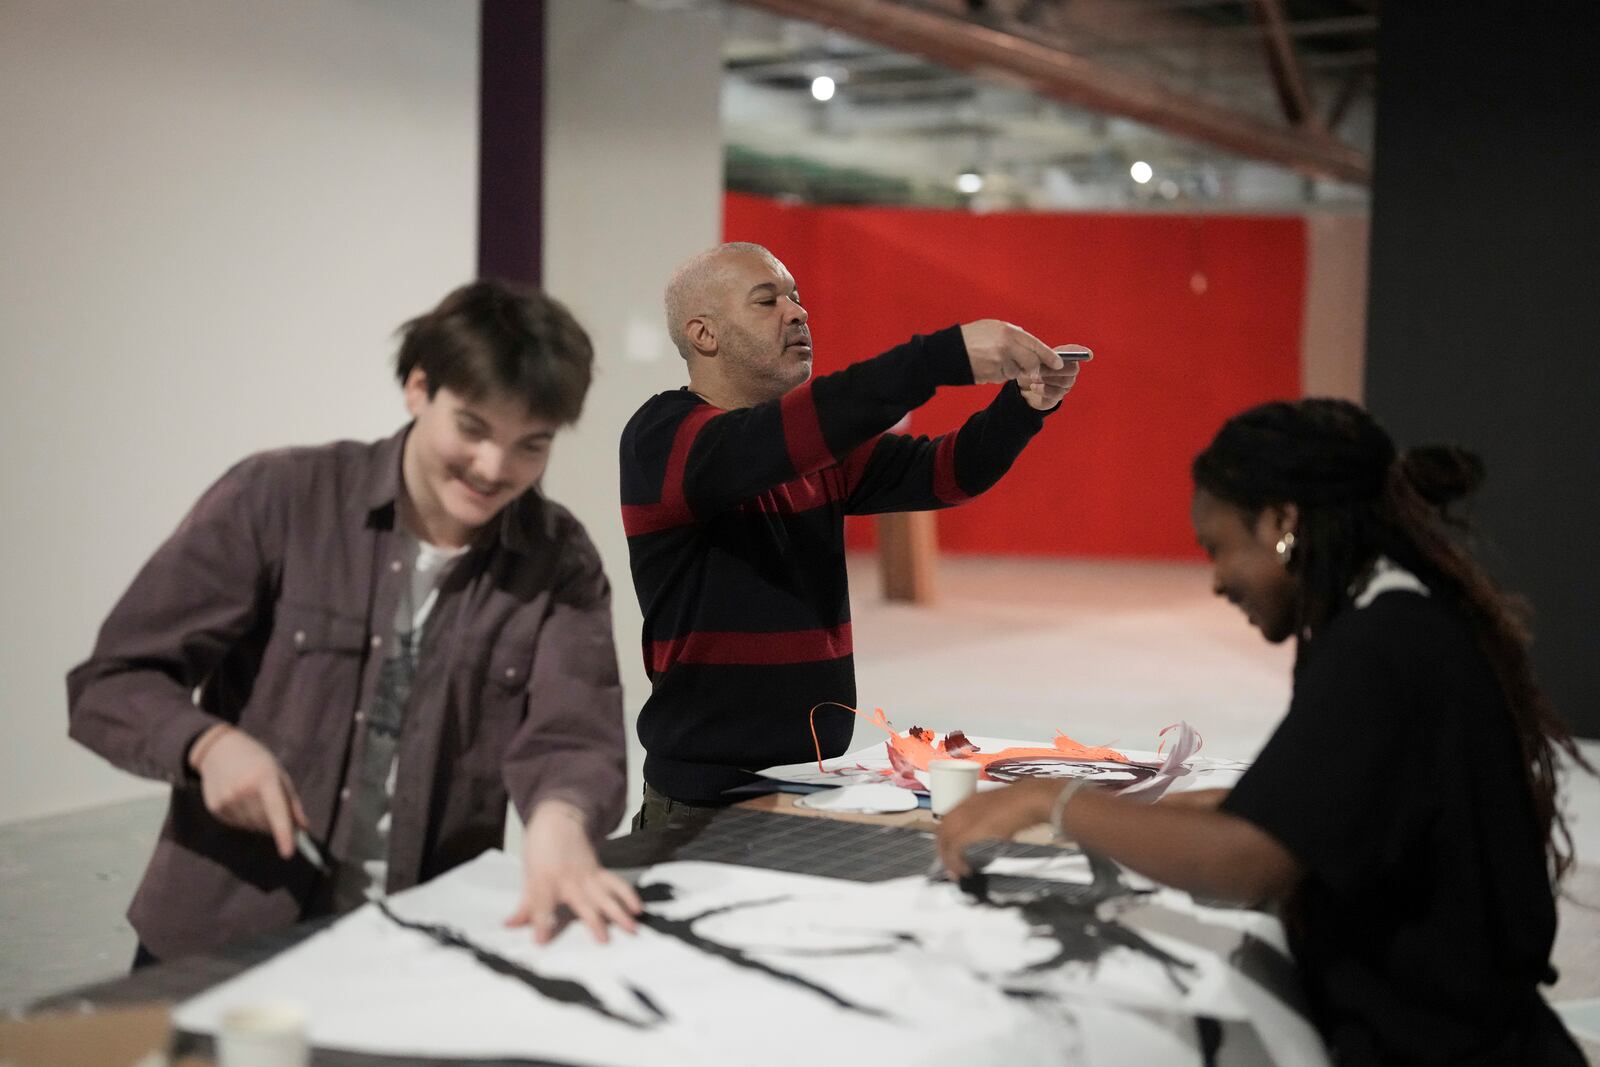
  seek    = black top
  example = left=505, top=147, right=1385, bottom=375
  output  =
left=1223, top=588, right=1580, bottom=1065
left=619, top=327, right=1050, bottom=803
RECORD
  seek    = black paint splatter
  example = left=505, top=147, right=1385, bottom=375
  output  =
left=374, top=900, right=664, bottom=1028
left=1007, top=892, right=1196, bottom=993
left=949, top=851, right=1197, bottom=994
left=636, top=882, right=888, bottom=1018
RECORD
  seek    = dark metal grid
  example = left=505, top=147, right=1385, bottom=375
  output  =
left=629, top=808, right=1120, bottom=902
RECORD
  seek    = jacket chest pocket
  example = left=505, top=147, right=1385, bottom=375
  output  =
left=249, top=604, right=369, bottom=759
left=465, top=624, right=540, bottom=752
left=282, top=605, right=370, bottom=656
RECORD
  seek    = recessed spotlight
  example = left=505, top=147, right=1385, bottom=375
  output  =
left=956, top=171, right=984, bottom=194
left=1158, top=179, right=1180, bottom=199
left=811, top=75, right=836, bottom=102
left=1130, top=160, right=1153, bottom=184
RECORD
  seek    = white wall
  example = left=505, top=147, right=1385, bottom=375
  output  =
left=0, top=1, right=480, bottom=823
left=540, top=0, right=725, bottom=821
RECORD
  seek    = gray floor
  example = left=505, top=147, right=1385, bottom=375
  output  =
left=4, top=555, right=1598, bottom=1061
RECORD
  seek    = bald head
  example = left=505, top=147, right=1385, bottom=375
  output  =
left=664, top=242, right=783, bottom=360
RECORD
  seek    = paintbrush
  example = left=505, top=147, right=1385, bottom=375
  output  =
left=294, top=828, right=328, bottom=874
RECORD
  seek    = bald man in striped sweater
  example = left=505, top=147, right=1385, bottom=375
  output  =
left=620, top=242, right=1089, bottom=828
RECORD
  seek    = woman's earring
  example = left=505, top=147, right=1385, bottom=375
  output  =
left=1275, top=531, right=1296, bottom=566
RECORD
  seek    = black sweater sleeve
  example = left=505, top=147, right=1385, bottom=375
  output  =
left=841, top=380, right=1050, bottom=515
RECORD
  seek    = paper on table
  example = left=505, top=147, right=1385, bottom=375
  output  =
left=981, top=853, right=1096, bottom=883
left=759, top=735, right=1249, bottom=796
left=174, top=852, right=1326, bottom=1067
left=793, top=783, right=919, bottom=814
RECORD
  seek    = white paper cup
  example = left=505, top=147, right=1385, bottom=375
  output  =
left=928, top=758, right=982, bottom=816
left=217, top=1001, right=308, bottom=1067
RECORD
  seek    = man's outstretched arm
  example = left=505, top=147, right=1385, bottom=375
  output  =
left=621, top=321, right=1065, bottom=531
left=842, top=344, right=1085, bottom=515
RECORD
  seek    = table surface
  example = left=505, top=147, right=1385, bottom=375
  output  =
left=28, top=802, right=1222, bottom=1066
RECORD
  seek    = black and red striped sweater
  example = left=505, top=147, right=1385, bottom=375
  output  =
left=619, top=325, right=1052, bottom=803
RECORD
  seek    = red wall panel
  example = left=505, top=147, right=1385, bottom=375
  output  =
left=723, top=192, right=1305, bottom=560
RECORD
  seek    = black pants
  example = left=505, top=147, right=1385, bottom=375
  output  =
left=630, top=783, right=723, bottom=832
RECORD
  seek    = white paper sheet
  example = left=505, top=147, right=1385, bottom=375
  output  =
left=175, top=852, right=1326, bottom=1066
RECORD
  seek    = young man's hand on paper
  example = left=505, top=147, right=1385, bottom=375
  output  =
left=509, top=799, right=642, bottom=945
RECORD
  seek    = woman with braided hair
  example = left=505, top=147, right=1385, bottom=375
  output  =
left=938, top=398, right=1589, bottom=1065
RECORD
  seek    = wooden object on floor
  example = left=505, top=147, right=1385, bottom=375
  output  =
left=877, top=510, right=939, bottom=604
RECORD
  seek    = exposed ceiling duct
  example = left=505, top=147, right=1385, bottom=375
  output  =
left=730, top=0, right=1370, bottom=184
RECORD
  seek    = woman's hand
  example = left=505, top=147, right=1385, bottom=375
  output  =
left=935, top=779, right=1061, bottom=878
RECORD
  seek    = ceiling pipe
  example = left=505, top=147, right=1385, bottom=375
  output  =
left=732, top=0, right=1371, bottom=184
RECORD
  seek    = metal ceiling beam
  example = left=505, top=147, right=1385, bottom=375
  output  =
left=1251, top=0, right=1319, bottom=129
left=730, top=0, right=1371, bottom=184
left=1324, top=68, right=1369, bottom=133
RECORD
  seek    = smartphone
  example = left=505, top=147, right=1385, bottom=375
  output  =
left=1053, top=346, right=1094, bottom=362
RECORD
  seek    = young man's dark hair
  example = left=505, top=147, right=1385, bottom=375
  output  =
left=396, top=279, right=594, bottom=425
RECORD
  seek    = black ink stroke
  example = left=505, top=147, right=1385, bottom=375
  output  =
left=951, top=851, right=1197, bottom=995
left=374, top=899, right=664, bottom=1028
left=758, top=932, right=922, bottom=959
left=1007, top=892, right=1197, bottom=994
left=636, top=882, right=888, bottom=1018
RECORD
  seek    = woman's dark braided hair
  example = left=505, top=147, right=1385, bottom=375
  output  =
left=1192, top=398, right=1590, bottom=882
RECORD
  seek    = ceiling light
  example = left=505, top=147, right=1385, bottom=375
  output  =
left=810, top=75, right=836, bottom=102
left=956, top=171, right=984, bottom=194
left=1130, top=160, right=1153, bottom=184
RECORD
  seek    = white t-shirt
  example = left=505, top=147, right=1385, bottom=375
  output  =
left=329, top=529, right=466, bottom=911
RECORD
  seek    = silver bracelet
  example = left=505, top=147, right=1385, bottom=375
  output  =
left=1049, top=779, right=1088, bottom=845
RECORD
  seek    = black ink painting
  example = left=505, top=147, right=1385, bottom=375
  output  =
left=374, top=899, right=666, bottom=1029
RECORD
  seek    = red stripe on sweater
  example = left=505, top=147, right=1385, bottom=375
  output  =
left=841, top=435, right=882, bottom=497
left=622, top=404, right=720, bottom=536
left=779, top=383, right=831, bottom=476
left=663, top=404, right=720, bottom=506
left=931, top=433, right=968, bottom=504
left=621, top=502, right=685, bottom=537
left=646, top=623, right=853, bottom=675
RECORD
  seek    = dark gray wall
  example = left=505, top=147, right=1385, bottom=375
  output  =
left=478, top=0, right=543, bottom=286
left=1365, top=4, right=1600, bottom=736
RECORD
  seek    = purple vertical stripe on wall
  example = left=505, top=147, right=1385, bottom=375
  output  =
left=478, top=0, right=544, bottom=287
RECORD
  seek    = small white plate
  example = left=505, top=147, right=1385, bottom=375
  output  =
left=793, top=783, right=920, bottom=814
